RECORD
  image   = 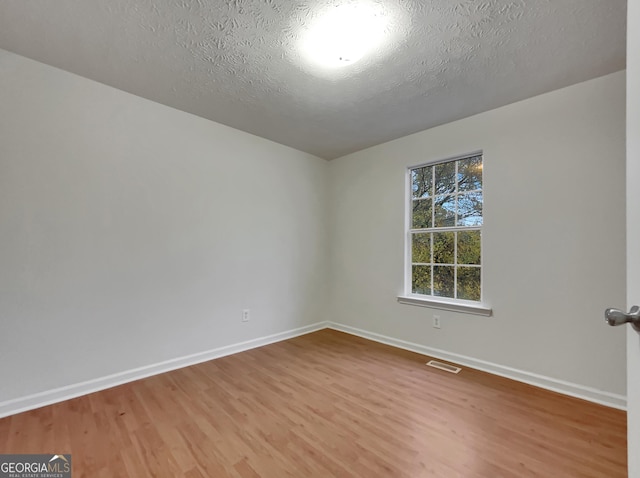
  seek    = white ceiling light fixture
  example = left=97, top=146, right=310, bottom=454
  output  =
left=301, top=2, right=388, bottom=69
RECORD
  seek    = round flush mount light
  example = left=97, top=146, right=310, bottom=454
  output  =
left=301, top=3, right=388, bottom=69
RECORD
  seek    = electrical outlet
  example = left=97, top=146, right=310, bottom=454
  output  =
left=433, top=315, right=441, bottom=329
left=242, top=309, right=250, bottom=322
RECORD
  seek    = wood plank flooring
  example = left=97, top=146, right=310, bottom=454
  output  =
left=0, top=329, right=626, bottom=477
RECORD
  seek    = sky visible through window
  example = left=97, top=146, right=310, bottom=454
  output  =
left=410, top=155, right=482, bottom=301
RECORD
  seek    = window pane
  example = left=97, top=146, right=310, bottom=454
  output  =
left=412, top=233, right=431, bottom=263
left=407, top=155, right=483, bottom=303
left=457, top=267, right=481, bottom=301
left=457, top=191, right=483, bottom=226
left=433, top=231, right=454, bottom=264
left=458, top=156, right=482, bottom=191
left=434, top=195, right=456, bottom=227
left=411, top=166, right=432, bottom=198
left=412, top=198, right=432, bottom=228
left=433, top=266, right=455, bottom=298
left=434, top=161, right=456, bottom=195
left=412, top=265, right=431, bottom=295
left=457, top=230, right=481, bottom=265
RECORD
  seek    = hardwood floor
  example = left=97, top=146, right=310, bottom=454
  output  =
left=0, top=329, right=626, bottom=477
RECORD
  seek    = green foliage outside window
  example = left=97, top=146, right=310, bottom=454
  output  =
left=410, top=155, right=483, bottom=301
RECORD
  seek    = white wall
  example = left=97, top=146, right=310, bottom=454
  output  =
left=0, top=46, right=627, bottom=409
left=329, top=71, right=627, bottom=397
left=627, top=0, right=640, bottom=474
left=0, top=49, right=329, bottom=403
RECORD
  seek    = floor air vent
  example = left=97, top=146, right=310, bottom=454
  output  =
left=426, top=360, right=462, bottom=374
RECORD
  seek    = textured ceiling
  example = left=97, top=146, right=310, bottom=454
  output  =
left=0, top=0, right=627, bottom=159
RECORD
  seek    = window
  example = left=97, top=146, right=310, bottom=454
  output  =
left=407, top=153, right=483, bottom=303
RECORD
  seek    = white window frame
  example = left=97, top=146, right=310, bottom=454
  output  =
left=397, top=151, right=492, bottom=316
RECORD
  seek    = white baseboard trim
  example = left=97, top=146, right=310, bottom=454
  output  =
left=327, top=322, right=627, bottom=410
left=1, top=320, right=626, bottom=418
left=0, top=322, right=328, bottom=419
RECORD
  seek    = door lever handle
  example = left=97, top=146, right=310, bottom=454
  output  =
left=605, top=306, right=640, bottom=331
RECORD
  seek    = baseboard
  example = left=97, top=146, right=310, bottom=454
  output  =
left=1, top=320, right=626, bottom=418
left=0, top=321, right=328, bottom=419
left=327, top=322, right=627, bottom=410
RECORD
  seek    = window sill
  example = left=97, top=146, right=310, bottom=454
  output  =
left=396, top=295, right=492, bottom=316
